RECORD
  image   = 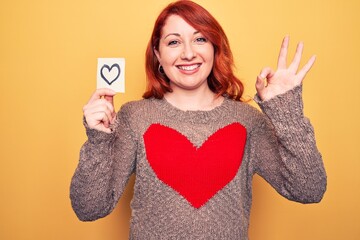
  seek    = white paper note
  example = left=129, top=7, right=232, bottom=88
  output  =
left=97, top=58, right=125, bottom=93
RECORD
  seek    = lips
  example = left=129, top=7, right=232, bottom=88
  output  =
left=176, top=63, right=201, bottom=71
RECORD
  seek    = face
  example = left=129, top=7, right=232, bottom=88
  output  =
left=155, top=15, right=214, bottom=92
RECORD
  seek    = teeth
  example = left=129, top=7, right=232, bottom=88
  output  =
left=178, top=64, right=200, bottom=71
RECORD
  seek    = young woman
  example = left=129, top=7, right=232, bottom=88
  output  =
left=70, top=1, right=327, bottom=239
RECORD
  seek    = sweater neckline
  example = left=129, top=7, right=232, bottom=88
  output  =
left=151, top=96, right=232, bottom=124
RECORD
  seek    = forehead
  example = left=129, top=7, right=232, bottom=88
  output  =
left=161, top=15, right=198, bottom=35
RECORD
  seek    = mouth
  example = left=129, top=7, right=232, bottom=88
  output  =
left=176, top=63, right=201, bottom=71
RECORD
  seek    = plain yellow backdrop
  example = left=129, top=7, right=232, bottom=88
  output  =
left=0, top=0, right=359, bottom=239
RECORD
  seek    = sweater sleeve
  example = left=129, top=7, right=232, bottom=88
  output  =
left=252, top=85, right=327, bottom=203
left=70, top=105, right=137, bottom=221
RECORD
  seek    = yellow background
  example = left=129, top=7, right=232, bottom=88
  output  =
left=1, top=0, right=359, bottom=239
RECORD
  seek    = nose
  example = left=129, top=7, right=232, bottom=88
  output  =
left=181, top=43, right=196, bottom=60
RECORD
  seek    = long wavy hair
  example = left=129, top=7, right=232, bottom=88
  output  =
left=143, top=0, right=244, bottom=101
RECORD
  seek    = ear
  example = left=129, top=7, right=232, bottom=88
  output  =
left=154, top=47, right=161, bottom=63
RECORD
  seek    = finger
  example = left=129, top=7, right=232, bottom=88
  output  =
left=277, top=35, right=289, bottom=69
left=256, top=75, right=266, bottom=93
left=83, top=98, right=115, bottom=115
left=84, top=99, right=114, bottom=119
left=104, top=95, right=114, bottom=106
left=101, top=99, right=116, bottom=119
left=102, top=114, right=110, bottom=128
left=95, top=112, right=111, bottom=129
left=259, top=67, right=275, bottom=81
left=110, top=112, right=117, bottom=124
left=88, top=88, right=116, bottom=104
left=84, top=111, right=111, bottom=130
left=297, top=55, right=316, bottom=81
left=91, top=111, right=111, bottom=128
left=256, top=67, right=274, bottom=94
left=84, top=104, right=114, bottom=124
left=289, top=41, right=304, bottom=73
left=97, top=99, right=115, bottom=113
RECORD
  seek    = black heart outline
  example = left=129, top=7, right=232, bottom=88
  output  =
left=100, top=63, right=121, bottom=85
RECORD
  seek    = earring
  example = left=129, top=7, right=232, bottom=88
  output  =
left=158, top=65, right=165, bottom=74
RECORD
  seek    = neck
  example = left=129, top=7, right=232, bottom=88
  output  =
left=164, top=86, right=224, bottom=111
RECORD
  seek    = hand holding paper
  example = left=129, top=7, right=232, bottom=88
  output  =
left=83, top=88, right=117, bottom=133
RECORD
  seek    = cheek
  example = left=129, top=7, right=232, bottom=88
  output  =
left=207, top=47, right=215, bottom=63
left=168, top=53, right=182, bottom=65
left=199, top=45, right=215, bottom=63
left=203, top=52, right=215, bottom=68
left=158, top=48, right=181, bottom=65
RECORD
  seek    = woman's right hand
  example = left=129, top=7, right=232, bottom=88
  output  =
left=83, top=88, right=117, bottom=133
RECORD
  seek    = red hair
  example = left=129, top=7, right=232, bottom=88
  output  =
left=143, top=0, right=244, bottom=101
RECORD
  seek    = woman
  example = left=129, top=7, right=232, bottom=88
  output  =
left=70, top=1, right=327, bottom=239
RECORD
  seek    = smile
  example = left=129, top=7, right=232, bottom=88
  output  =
left=177, top=64, right=201, bottom=71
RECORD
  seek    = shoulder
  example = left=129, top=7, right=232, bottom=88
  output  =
left=119, top=98, right=153, bottom=115
left=222, top=98, right=268, bottom=133
left=117, top=98, right=160, bottom=126
left=120, top=98, right=151, bottom=109
left=228, top=98, right=264, bottom=120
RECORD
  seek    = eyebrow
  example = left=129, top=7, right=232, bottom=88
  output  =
left=164, top=31, right=200, bottom=39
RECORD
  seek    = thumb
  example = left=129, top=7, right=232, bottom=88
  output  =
left=256, top=67, right=276, bottom=91
left=259, top=67, right=274, bottom=80
left=104, top=95, right=117, bottom=119
left=256, top=67, right=274, bottom=100
left=256, top=75, right=266, bottom=92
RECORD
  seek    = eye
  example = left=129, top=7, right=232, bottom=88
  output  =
left=195, top=37, right=207, bottom=43
left=168, top=40, right=180, bottom=46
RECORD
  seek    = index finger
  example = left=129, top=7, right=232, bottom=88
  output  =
left=277, top=35, right=289, bottom=69
left=88, top=88, right=116, bottom=103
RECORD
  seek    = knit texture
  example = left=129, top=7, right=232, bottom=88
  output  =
left=70, top=85, right=327, bottom=239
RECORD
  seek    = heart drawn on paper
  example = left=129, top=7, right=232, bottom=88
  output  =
left=143, top=123, right=247, bottom=208
left=100, top=63, right=121, bottom=85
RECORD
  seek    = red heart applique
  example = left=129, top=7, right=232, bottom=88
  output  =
left=143, top=123, right=247, bottom=208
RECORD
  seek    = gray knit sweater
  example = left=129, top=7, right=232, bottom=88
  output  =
left=70, top=85, right=326, bottom=239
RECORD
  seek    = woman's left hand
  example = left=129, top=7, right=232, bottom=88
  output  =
left=256, top=36, right=316, bottom=101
